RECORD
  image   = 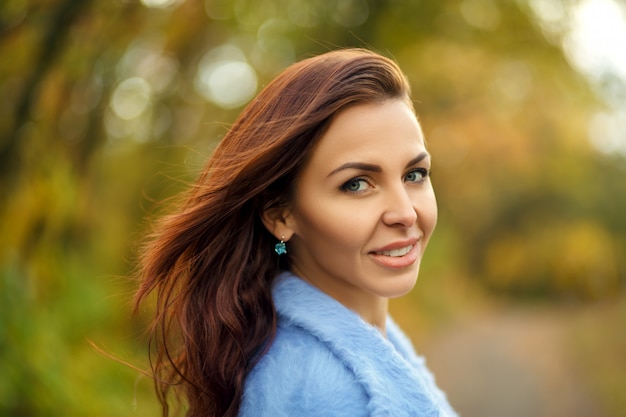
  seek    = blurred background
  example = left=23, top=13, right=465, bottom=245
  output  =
left=1, top=0, right=625, bottom=416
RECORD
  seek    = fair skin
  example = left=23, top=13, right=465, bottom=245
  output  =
left=264, top=99, right=437, bottom=333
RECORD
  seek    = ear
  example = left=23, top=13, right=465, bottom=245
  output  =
left=261, top=205, right=296, bottom=241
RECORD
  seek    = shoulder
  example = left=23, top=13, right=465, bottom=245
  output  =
left=240, top=321, right=369, bottom=417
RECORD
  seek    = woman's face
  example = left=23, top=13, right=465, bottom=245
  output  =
left=284, top=99, right=437, bottom=309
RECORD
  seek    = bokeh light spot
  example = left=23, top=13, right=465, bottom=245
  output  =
left=195, top=45, right=258, bottom=109
left=140, top=0, right=184, bottom=9
left=331, top=0, right=369, bottom=27
left=589, top=110, right=626, bottom=155
left=110, top=77, right=152, bottom=120
left=460, top=0, right=501, bottom=30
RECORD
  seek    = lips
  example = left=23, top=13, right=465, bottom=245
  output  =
left=369, top=239, right=420, bottom=269
left=373, top=245, right=413, bottom=257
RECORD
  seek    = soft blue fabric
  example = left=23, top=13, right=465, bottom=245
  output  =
left=239, top=272, right=458, bottom=417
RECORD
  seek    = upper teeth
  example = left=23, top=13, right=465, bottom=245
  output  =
left=378, top=245, right=412, bottom=257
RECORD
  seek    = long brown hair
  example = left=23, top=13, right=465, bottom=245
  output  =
left=135, top=48, right=412, bottom=417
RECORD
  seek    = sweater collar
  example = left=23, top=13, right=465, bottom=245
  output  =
left=272, top=272, right=444, bottom=417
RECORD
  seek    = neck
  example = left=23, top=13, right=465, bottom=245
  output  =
left=358, top=297, right=388, bottom=335
left=290, top=267, right=389, bottom=335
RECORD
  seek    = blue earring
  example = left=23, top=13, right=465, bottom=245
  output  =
left=274, top=236, right=287, bottom=255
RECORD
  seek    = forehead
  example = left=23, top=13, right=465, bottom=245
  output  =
left=306, top=99, right=426, bottom=171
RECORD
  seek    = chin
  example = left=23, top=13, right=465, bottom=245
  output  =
left=380, top=271, right=419, bottom=299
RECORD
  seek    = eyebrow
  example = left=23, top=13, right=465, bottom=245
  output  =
left=327, top=151, right=430, bottom=177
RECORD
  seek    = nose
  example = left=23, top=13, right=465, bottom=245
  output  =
left=381, top=186, right=417, bottom=227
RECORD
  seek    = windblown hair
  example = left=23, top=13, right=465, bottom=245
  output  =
left=135, top=48, right=412, bottom=417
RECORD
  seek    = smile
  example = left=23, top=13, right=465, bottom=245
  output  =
left=374, top=245, right=413, bottom=257
left=369, top=241, right=419, bottom=269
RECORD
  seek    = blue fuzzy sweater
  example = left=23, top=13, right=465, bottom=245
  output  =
left=239, top=272, right=458, bottom=417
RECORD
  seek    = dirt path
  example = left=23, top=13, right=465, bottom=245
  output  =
left=421, top=307, right=603, bottom=417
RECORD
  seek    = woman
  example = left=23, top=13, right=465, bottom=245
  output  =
left=135, top=48, right=457, bottom=417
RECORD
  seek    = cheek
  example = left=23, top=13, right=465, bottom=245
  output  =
left=295, top=200, right=370, bottom=251
left=420, top=189, right=438, bottom=236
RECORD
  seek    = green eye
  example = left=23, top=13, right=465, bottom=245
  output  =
left=405, top=169, right=427, bottom=183
left=341, top=178, right=368, bottom=193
